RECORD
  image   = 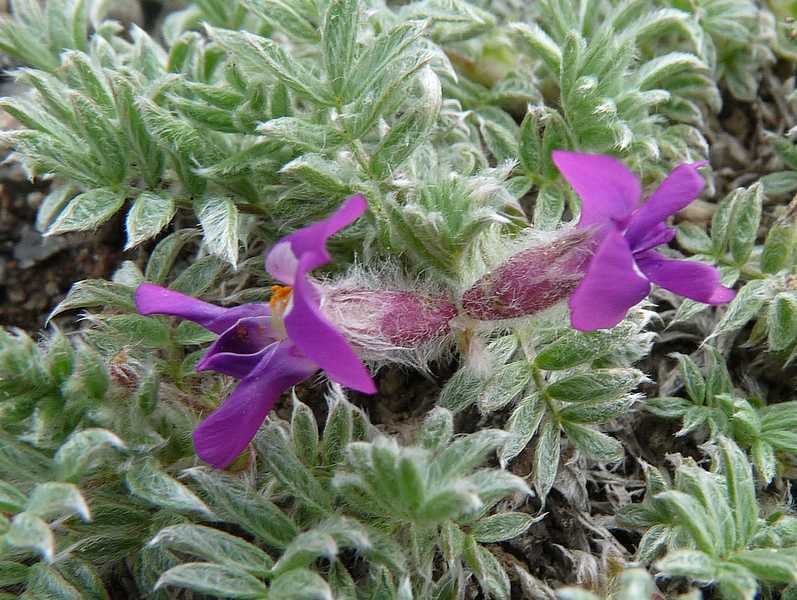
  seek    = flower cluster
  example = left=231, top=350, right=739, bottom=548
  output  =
left=137, top=154, right=734, bottom=467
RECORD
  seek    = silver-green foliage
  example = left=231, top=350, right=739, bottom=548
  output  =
left=622, top=438, right=797, bottom=600
left=511, top=0, right=716, bottom=179
left=647, top=348, right=797, bottom=484
left=668, top=0, right=775, bottom=102
left=150, top=394, right=532, bottom=600
left=674, top=183, right=797, bottom=357
left=440, top=311, right=652, bottom=502
left=0, top=0, right=796, bottom=598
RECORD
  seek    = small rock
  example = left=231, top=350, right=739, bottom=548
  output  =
left=676, top=198, right=716, bottom=225
left=13, top=224, right=68, bottom=268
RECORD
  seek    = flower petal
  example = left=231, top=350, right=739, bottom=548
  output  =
left=265, top=241, right=300, bottom=285
left=265, top=195, right=368, bottom=281
left=625, top=161, right=707, bottom=250
left=193, top=341, right=317, bottom=468
left=631, top=222, right=676, bottom=254
left=569, top=228, right=651, bottom=331
left=552, top=150, right=640, bottom=228
left=135, top=284, right=269, bottom=334
left=196, top=316, right=278, bottom=378
left=285, top=254, right=376, bottom=394
left=635, top=250, right=736, bottom=305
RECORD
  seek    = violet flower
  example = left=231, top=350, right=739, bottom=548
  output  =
left=552, top=150, right=736, bottom=331
left=461, top=152, right=735, bottom=331
left=136, top=195, right=376, bottom=468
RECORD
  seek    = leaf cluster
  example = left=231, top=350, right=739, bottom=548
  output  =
left=674, top=183, right=797, bottom=357
left=440, top=312, right=651, bottom=501
left=149, top=392, right=532, bottom=600
left=622, top=438, right=797, bottom=600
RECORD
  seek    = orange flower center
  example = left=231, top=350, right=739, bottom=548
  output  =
left=269, top=285, right=293, bottom=318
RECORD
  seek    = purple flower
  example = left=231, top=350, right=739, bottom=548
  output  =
left=136, top=195, right=376, bottom=468
left=553, top=150, right=736, bottom=331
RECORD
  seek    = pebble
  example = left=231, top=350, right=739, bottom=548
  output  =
left=13, top=224, right=69, bottom=269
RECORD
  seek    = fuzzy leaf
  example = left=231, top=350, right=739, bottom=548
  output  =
left=125, top=192, right=176, bottom=249
left=323, top=0, right=359, bottom=96
left=0, top=562, right=28, bottom=587
left=0, top=481, right=26, bottom=513
left=731, top=548, right=797, bottom=584
left=6, top=513, right=54, bottom=562
left=291, top=397, right=320, bottom=467
left=144, top=229, right=198, bottom=285
left=258, top=426, right=333, bottom=511
left=321, top=393, right=353, bottom=467
left=511, top=23, right=561, bottom=73
left=463, top=535, right=511, bottom=600
left=559, top=396, right=634, bottom=424
left=535, top=321, right=637, bottom=370
left=271, top=531, right=338, bottom=576
left=270, top=569, right=333, bottom=600
left=471, top=512, right=542, bottom=543
left=26, top=483, right=90, bottom=522
left=55, top=429, right=125, bottom=481
left=187, top=469, right=299, bottom=548
left=655, top=491, right=715, bottom=554
left=126, top=459, right=213, bottom=518
left=761, top=171, right=797, bottom=196
left=500, top=393, right=545, bottom=466
left=438, top=367, right=481, bottom=413
left=720, top=438, right=758, bottom=547
left=656, top=549, right=718, bottom=580
left=478, top=108, right=520, bottom=164
left=281, top=154, right=350, bottom=194
left=728, top=183, right=763, bottom=266
left=418, top=407, right=454, bottom=452
left=676, top=222, right=712, bottom=254
left=708, top=280, right=774, bottom=341
left=534, top=418, right=560, bottom=502
left=150, top=524, right=273, bottom=577
left=434, top=430, right=510, bottom=482
left=751, top=439, right=777, bottom=484
left=760, top=221, right=795, bottom=274
left=194, top=194, right=240, bottom=266
left=36, top=185, right=75, bottom=232
left=243, top=0, right=319, bottom=42
left=156, top=563, right=267, bottom=598
left=533, top=185, right=566, bottom=230
left=546, top=369, right=642, bottom=403
left=768, top=293, right=797, bottom=352
left=519, top=109, right=542, bottom=175
left=672, top=353, right=706, bottom=404
left=170, top=255, right=226, bottom=296
left=370, top=67, right=442, bottom=176
left=48, top=280, right=135, bottom=321
left=562, top=423, right=624, bottom=461
left=208, top=27, right=333, bottom=105
left=479, top=361, right=531, bottom=412
left=47, top=188, right=125, bottom=235
left=258, top=118, right=343, bottom=151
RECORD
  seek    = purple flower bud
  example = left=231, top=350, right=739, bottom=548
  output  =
left=462, top=229, right=595, bottom=321
left=323, top=288, right=457, bottom=348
